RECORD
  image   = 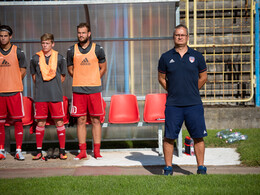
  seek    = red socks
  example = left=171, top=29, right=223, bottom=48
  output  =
left=14, top=121, right=23, bottom=149
left=74, top=143, right=87, bottom=160
left=36, top=126, right=45, bottom=149
left=0, top=120, right=5, bottom=150
left=94, top=143, right=102, bottom=159
left=36, top=125, right=66, bottom=150
left=1, top=120, right=25, bottom=150
left=56, top=125, right=66, bottom=149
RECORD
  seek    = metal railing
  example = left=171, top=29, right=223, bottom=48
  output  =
left=181, top=0, right=255, bottom=104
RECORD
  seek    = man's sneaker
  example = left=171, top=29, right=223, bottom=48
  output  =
left=15, top=150, right=25, bottom=161
left=60, top=153, right=68, bottom=160
left=32, top=152, right=42, bottom=160
left=197, top=166, right=207, bottom=175
left=53, top=148, right=59, bottom=159
left=163, top=166, right=173, bottom=175
left=0, top=150, right=6, bottom=160
left=74, top=152, right=87, bottom=160
left=47, top=148, right=54, bottom=159
left=59, top=149, right=67, bottom=160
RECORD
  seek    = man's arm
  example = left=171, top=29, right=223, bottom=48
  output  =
left=17, top=48, right=27, bottom=80
left=158, top=72, right=167, bottom=91
left=31, top=74, right=36, bottom=83
left=198, top=71, right=207, bottom=89
left=30, top=56, right=37, bottom=83
left=99, top=61, right=107, bottom=78
left=60, top=56, right=67, bottom=83
left=67, top=66, right=73, bottom=77
left=61, top=75, right=66, bottom=83
left=20, top=68, right=26, bottom=80
left=66, top=46, right=74, bottom=78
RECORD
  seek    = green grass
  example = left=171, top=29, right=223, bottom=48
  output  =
left=1, top=175, right=259, bottom=195
left=2, top=129, right=260, bottom=194
left=182, top=128, right=260, bottom=166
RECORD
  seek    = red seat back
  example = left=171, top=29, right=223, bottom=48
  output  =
left=5, top=96, right=34, bottom=126
left=108, top=94, right=140, bottom=124
left=143, top=93, right=167, bottom=123
left=45, top=96, right=69, bottom=125
left=86, top=98, right=106, bottom=124
left=22, top=96, right=34, bottom=125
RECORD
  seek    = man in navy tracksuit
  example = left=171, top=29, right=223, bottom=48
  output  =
left=158, top=24, right=208, bottom=175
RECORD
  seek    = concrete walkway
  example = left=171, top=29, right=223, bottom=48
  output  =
left=0, top=148, right=259, bottom=178
left=78, top=148, right=240, bottom=166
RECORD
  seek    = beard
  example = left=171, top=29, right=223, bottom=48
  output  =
left=78, top=37, right=89, bottom=44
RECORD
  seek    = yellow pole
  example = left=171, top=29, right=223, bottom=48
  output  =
left=185, top=0, right=189, bottom=28
left=194, top=0, right=197, bottom=46
left=130, top=4, right=134, bottom=94
left=250, top=0, right=255, bottom=97
left=186, top=0, right=189, bottom=45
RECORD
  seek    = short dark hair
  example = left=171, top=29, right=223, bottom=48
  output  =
left=41, top=33, right=54, bottom=43
left=0, top=25, right=13, bottom=36
left=77, top=23, right=91, bottom=32
left=174, top=24, right=189, bottom=36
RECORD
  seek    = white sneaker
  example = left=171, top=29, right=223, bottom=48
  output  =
left=0, top=150, right=6, bottom=160
left=15, top=149, right=25, bottom=161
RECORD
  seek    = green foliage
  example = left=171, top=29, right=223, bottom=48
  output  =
left=236, top=129, right=260, bottom=166
left=1, top=175, right=260, bottom=195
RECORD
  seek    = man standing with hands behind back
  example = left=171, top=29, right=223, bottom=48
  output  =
left=30, top=33, right=67, bottom=160
left=0, top=25, right=27, bottom=160
left=67, top=23, right=107, bottom=160
left=158, top=24, right=208, bottom=175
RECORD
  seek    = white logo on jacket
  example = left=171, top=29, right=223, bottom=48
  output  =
left=169, top=59, right=175, bottom=63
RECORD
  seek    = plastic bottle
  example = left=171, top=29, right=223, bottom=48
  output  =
left=228, top=132, right=242, bottom=138
left=239, top=134, right=248, bottom=140
left=184, top=136, right=195, bottom=156
left=226, top=134, right=248, bottom=143
left=226, top=137, right=239, bottom=143
left=190, top=139, right=195, bottom=156
left=216, top=128, right=233, bottom=139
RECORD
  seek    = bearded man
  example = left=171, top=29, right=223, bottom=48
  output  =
left=67, top=23, right=107, bottom=160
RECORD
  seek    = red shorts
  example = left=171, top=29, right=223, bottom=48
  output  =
left=71, top=92, right=104, bottom=117
left=35, top=102, right=65, bottom=119
left=0, top=92, right=24, bottom=119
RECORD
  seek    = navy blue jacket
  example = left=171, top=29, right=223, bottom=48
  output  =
left=158, top=47, right=207, bottom=106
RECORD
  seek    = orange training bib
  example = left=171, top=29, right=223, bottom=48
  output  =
left=0, top=45, right=23, bottom=93
left=72, top=43, right=101, bottom=87
left=36, top=49, right=58, bottom=81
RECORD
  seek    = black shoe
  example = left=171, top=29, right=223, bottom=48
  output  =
left=32, top=149, right=42, bottom=160
left=59, top=149, right=67, bottom=160
left=47, top=148, right=54, bottom=159
left=53, top=148, right=59, bottom=159
left=197, top=166, right=207, bottom=175
left=163, top=166, right=173, bottom=176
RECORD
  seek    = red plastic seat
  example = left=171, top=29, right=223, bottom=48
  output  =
left=5, top=96, right=34, bottom=126
left=108, top=94, right=140, bottom=124
left=22, top=96, right=34, bottom=126
left=86, top=98, right=106, bottom=124
left=143, top=93, right=167, bottom=123
left=45, top=96, right=70, bottom=125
